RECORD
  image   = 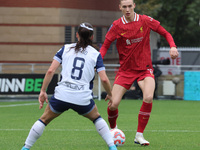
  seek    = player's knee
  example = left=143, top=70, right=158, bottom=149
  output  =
left=143, top=95, right=153, bottom=103
left=109, top=103, right=119, bottom=111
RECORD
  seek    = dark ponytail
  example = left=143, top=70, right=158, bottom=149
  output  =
left=74, top=22, right=94, bottom=53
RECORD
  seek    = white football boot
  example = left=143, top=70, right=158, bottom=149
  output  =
left=134, top=133, right=150, bottom=146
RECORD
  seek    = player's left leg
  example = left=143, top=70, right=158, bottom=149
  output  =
left=135, top=77, right=155, bottom=145
left=22, top=104, right=61, bottom=150
left=84, top=104, right=117, bottom=150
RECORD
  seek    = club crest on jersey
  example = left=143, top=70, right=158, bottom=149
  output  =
left=140, top=26, right=143, bottom=33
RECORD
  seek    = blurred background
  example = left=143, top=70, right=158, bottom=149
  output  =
left=0, top=0, right=200, bottom=100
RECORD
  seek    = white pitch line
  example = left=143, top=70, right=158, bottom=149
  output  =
left=0, top=103, right=38, bottom=107
left=0, top=129, right=200, bottom=133
left=146, top=130, right=200, bottom=133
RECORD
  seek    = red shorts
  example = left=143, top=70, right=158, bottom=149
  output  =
left=114, top=69, right=155, bottom=90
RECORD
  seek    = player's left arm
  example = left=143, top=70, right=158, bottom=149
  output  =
left=98, top=70, right=113, bottom=107
left=96, top=53, right=113, bottom=106
left=144, top=15, right=179, bottom=59
left=156, top=25, right=179, bottom=59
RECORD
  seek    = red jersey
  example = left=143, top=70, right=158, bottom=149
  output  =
left=100, top=13, right=173, bottom=71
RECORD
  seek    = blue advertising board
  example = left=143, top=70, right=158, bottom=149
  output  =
left=184, top=71, right=200, bottom=101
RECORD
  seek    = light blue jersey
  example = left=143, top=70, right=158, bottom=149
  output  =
left=53, top=43, right=105, bottom=105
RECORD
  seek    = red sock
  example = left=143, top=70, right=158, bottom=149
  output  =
left=107, top=107, right=118, bottom=128
left=137, top=102, right=152, bottom=133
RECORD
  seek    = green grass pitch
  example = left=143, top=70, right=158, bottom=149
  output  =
left=0, top=99, right=200, bottom=150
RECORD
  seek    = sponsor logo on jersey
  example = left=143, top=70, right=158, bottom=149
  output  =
left=131, top=37, right=143, bottom=43
left=126, top=37, right=143, bottom=45
left=64, top=81, right=84, bottom=90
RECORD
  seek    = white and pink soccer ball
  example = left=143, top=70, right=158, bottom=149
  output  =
left=110, top=129, right=125, bottom=147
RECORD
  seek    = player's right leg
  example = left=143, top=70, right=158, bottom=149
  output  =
left=108, top=84, right=127, bottom=129
left=21, top=103, right=61, bottom=150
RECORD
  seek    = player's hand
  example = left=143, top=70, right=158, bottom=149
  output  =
left=105, top=94, right=113, bottom=107
left=38, top=91, right=48, bottom=109
left=169, top=47, right=179, bottom=59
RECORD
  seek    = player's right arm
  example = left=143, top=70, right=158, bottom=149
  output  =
left=39, top=60, right=60, bottom=109
left=100, top=38, right=112, bottom=59
left=100, top=23, right=117, bottom=59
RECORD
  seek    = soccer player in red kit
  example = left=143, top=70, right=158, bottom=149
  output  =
left=100, top=0, right=179, bottom=146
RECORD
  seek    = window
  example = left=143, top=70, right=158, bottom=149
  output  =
left=65, top=26, right=71, bottom=44
left=74, top=26, right=78, bottom=42
left=96, top=27, right=102, bottom=43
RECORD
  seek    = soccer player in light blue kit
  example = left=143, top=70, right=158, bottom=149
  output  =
left=21, top=22, right=117, bottom=150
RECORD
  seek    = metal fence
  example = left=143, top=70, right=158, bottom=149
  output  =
left=97, top=64, right=200, bottom=100
left=0, top=62, right=200, bottom=100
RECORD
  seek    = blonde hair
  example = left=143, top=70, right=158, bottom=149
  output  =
left=119, top=0, right=134, bottom=4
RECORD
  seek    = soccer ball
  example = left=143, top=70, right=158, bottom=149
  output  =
left=110, top=129, right=125, bottom=146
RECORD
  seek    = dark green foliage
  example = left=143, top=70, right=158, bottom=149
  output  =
left=135, top=0, right=200, bottom=47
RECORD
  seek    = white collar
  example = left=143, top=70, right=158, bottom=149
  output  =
left=121, top=13, right=139, bottom=24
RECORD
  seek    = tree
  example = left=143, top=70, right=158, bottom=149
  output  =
left=135, top=0, right=200, bottom=47
left=135, top=0, right=162, bottom=17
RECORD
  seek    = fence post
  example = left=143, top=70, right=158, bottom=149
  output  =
left=31, top=64, right=35, bottom=73
left=98, top=75, right=101, bottom=100
left=0, top=64, right=2, bottom=73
